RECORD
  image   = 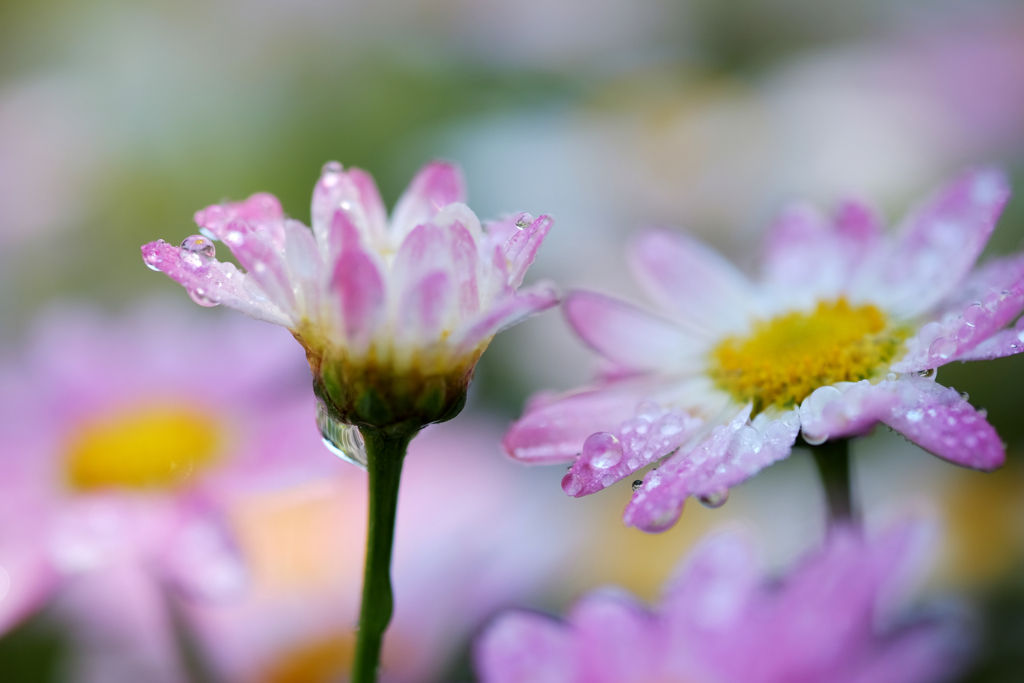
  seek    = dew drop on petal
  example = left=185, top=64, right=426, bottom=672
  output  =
left=188, top=287, right=219, bottom=308
left=179, top=235, right=216, bottom=268
left=963, top=302, right=984, bottom=327
left=632, top=479, right=643, bottom=492
left=315, top=400, right=368, bottom=470
left=513, top=212, right=534, bottom=229
left=803, top=431, right=828, bottom=446
left=905, top=409, right=924, bottom=422
left=886, top=372, right=897, bottom=382
left=960, top=391, right=969, bottom=401
left=584, top=432, right=623, bottom=469
left=561, top=472, right=583, bottom=496
left=321, top=161, right=343, bottom=186
left=918, top=321, right=945, bottom=346
left=928, top=336, right=957, bottom=360
left=698, top=489, right=729, bottom=509
left=917, top=368, right=937, bottom=379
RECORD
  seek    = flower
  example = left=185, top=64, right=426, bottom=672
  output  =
left=476, top=523, right=972, bottom=683
left=0, top=304, right=333, bottom=644
left=56, top=421, right=581, bottom=683
left=141, top=161, right=557, bottom=433
left=505, top=168, right=1020, bottom=532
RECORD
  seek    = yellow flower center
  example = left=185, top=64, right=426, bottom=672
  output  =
left=708, top=298, right=908, bottom=414
left=65, top=404, right=223, bottom=491
left=262, top=634, right=354, bottom=683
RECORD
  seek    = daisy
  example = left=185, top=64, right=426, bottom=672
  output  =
left=505, top=168, right=1018, bottom=532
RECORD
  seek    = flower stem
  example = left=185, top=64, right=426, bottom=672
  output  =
left=809, top=438, right=857, bottom=524
left=351, top=426, right=416, bottom=683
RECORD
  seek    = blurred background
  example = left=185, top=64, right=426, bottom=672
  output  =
left=2, top=0, right=1024, bottom=681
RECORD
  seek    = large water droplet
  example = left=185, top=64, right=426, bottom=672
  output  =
left=561, top=472, right=583, bottom=496
left=963, top=302, right=984, bottom=327
left=179, top=235, right=216, bottom=268
left=321, top=161, right=343, bottom=187
left=803, top=431, right=828, bottom=446
left=315, top=400, right=367, bottom=470
left=698, top=489, right=729, bottom=509
left=631, top=479, right=643, bottom=491
left=584, top=432, right=623, bottom=469
left=928, top=336, right=957, bottom=360
left=917, top=367, right=937, bottom=379
left=886, top=372, right=897, bottom=382
left=513, top=212, right=534, bottom=229
left=188, top=287, right=219, bottom=307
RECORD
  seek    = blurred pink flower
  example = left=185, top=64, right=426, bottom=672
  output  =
left=477, top=522, right=971, bottom=683
left=0, top=304, right=331, bottom=669
left=141, top=161, right=557, bottom=432
left=506, top=168, right=1021, bottom=532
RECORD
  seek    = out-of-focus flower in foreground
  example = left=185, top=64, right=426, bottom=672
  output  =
left=0, top=305, right=330, bottom=671
left=506, top=168, right=1020, bottom=531
left=142, top=161, right=557, bottom=442
left=476, top=523, right=971, bottom=683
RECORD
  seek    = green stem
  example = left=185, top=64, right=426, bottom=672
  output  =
left=351, top=426, right=416, bottom=683
left=809, top=438, right=857, bottom=525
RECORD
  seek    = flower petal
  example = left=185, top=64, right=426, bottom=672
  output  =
left=564, top=291, right=704, bottom=373
left=623, top=406, right=798, bottom=533
left=798, top=381, right=901, bottom=444
left=954, top=323, right=1024, bottom=361
left=629, top=230, right=756, bottom=336
left=880, top=378, right=1004, bottom=471
left=141, top=240, right=292, bottom=326
left=864, top=167, right=1010, bottom=317
left=475, top=612, right=575, bottom=683
left=454, top=282, right=559, bottom=354
left=330, top=243, right=386, bottom=348
left=503, top=214, right=553, bottom=289
left=194, top=193, right=286, bottom=248
left=311, top=162, right=381, bottom=252
left=398, top=270, right=454, bottom=343
left=390, top=161, right=466, bottom=239
left=216, top=220, right=296, bottom=312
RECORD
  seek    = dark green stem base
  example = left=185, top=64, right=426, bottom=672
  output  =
left=351, top=426, right=416, bottom=683
left=809, top=438, right=857, bottom=525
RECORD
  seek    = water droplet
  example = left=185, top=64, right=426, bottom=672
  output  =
left=918, top=321, right=945, bottom=346
left=561, top=472, right=583, bottom=496
left=315, top=400, right=367, bottom=469
left=917, top=368, right=936, bottom=379
left=803, top=431, right=828, bottom=446
left=145, top=260, right=162, bottom=272
left=960, top=391, right=969, bottom=401
left=698, top=489, right=729, bottom=509
left=513, top=212, right=534, bottom=229
left=188, top=287, right=219, bottom=307
left=905, top=409, right=924, bottom=422
left=886, top=372, right=897, bottom=382
left=179, top=235, right=216, bottom=267
left=631, top=479, right=643, bottom=491
left=321, top=161, right=343, bottom=182
left=583, top=432, right=623, bottom=469
left=963, top=302, right=984, bottom=327
left=928, top=336, right=957, bottom=360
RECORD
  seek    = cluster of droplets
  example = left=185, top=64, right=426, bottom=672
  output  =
left=903, top=289, right=1021, bottom=367
left=889, top=384, right=997, bottom=470
left=560, top=402, right=702, bottom=497
left=315, top=400, right=368, bottom=469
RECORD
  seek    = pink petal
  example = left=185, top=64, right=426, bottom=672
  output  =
left=570, top=594, right=664, bottom=682
left=798, top=381, right=902, bottom=444
left=216, top=219, right=296, bottom=312
left=564, top=291, right=704, bottom=373
left=503, top=385, right=653, bottom=464
left=449, top=222, right=481, bottom=317
left=563, top=406, right=703, bottom=498
left=392, top=223, right=453, bottom=299
left=623, top=407, right=798, bottom=533
left=502, top=214, right=553, bottom=289
left=347, top=167, right=389, bottom=237
left=194, top=193, right=286, bottom=248
left=0, top=541, right=58, bottom=634
left=390, top=161, right=466, bottom=238
left=628, top=230, right=755, bottom=336
left=159, top=507, right=247, bottom=601
left=865, top=168, right=1010, bottom=317
left=282, top=219, right=323, bottom=314
left=880, top=378, right=1004, bottom=471
left=474, top=612, right=576, bottom=683
left=891, top=258, right=1024, bottom=372
left=330, top=245, right=386, bottom=347
left=141, top=240, right=292, bottom=326
left=763, top=201, right=881, bottom=297
left=954, top=322, right=1024, bottom=361
left=398, top=270, right=454, bottom=342
left=311, top=162, right=382, bottom=251
left=454, top=282, right=559, bottom=354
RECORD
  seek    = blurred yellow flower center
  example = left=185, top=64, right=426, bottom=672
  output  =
left=65, top=404, right=223, bottom=491
left=262, top=634, right=353, bottom=683
left=708, top=298, right=907, bottom=414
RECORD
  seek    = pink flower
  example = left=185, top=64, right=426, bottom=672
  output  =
left=0, top=304, right=332, bottom=652
left=505, top=168, right=1019, bottom=531
left=141, top=161, right=557, bottom=433
left=476, top=523, right=972, bottom=683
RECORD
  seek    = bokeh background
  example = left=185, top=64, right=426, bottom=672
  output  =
left=3, top=0, right=1024, bottom=681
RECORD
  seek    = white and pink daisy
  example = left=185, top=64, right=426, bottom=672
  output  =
left=505, top=168, right=1020, bottom=532
left=0, top=304, right=332, bottom=661
left=476, top=523, right=971, bottom=683
left=141, top=161, right=557, bottom=433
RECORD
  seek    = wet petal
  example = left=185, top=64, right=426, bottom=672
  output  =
left=330, top=245, right=386, bottom=348
left=454, top=282, right=558, bottom=354
left=954, top=323, right=1024, bottom=361
left=881, top=378, right=1004, bottom=471
left=311, top=162, right=380, bottom=252
left=798, top=381, right=901, bottom=444
left=194, top=193, right=286, bottom=248
left=216, top=220, right=296, bottom=312
left=503, top=214, right=554, bottom=289
left=141, top=240, right=292, bottom=326
left=864, top=168, right=1010, bottom=317
left=629, top=230, right=756, bottom=336
left=564, top=291, right=704, bottom=373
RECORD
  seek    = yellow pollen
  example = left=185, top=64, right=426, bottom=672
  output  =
left=65, top=404, right=223, bottom=491
left=708, top=298, right=908, bottom=414
left=262, top=634, right=354, bottom=683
